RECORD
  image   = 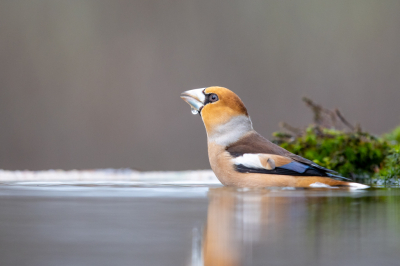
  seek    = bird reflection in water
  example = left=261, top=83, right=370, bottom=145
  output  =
left=190, top=187, right=299, bottom=266
left=189, top=187, right=400, bottom=266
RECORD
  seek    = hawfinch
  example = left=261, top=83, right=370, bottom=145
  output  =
left=181, top=86, right=369, bottom=189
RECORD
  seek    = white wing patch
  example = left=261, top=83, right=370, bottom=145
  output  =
left=232, top=154, right=264, bottom=169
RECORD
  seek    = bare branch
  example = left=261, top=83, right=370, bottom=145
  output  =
left=302, top=97, right=324, bottom=125
left=334, top=109, right=355, bottom=131
left=279, top=122, right=303, bottom=136
left=303, top=97, right=340, bottom=128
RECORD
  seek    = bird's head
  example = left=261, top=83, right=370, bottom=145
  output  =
left=181, top=86, right=253, bottom=143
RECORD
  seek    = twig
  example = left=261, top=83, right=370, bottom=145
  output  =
left=279, top=122, right=303, bottom=136
left=302, top=97, right=324, bottom=125
left=334, top=109, right=355, bottom=131
left=302, top=97, right=337, bottom=128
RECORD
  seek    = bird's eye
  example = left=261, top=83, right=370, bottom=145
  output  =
left=209, top=93, right=219, bottom=102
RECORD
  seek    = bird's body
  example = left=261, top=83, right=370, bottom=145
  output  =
left=181, top=86, right=368, bottom=189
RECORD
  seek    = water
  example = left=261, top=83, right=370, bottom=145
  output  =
left=191, top=107, right=199, bottom=115
left=0, top=182, right=399, bottom=266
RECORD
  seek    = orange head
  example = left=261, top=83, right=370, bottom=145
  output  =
left=181, top=86, right=253, bottom=143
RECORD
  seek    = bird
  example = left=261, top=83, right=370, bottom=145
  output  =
left=181, top=86, right=369, bottom=189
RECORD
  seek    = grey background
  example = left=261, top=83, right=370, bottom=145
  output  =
left=1, top=0, right=399, bottom=171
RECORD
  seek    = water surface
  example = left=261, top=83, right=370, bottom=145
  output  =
left=0, top=182, right=399, bottom=266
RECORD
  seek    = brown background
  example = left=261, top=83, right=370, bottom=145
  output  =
left=1, top=0, right=399, bottom=171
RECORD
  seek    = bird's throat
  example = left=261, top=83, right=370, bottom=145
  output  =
left=205, top=115, right=254, bottom=147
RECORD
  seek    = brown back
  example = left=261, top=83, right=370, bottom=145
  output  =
left=226, top=131, right=336, bottom=174
left=226, top=131, right=288, bottom=156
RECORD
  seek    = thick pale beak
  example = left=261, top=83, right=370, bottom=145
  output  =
left=180, top=88, right=206, bottom=114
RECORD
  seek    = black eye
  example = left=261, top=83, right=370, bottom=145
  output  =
left=209, top=93, right=219, bottom=102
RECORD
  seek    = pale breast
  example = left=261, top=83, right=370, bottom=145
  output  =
left=207, top=142, right=238, bottom=186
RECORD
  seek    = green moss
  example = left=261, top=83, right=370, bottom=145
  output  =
left=373, top=147, right=400, bottom=183
left=272, top=98, right=399, bottom=184
left=383, top=126, right=400, bottom=147
left=273, top=126, right=389, bottom=180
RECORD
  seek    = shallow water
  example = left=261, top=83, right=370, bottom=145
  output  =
left=0, top=183, right=399, bottom=266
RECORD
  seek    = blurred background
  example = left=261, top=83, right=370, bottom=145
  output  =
left=0, top=0, right=399, bottom=171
